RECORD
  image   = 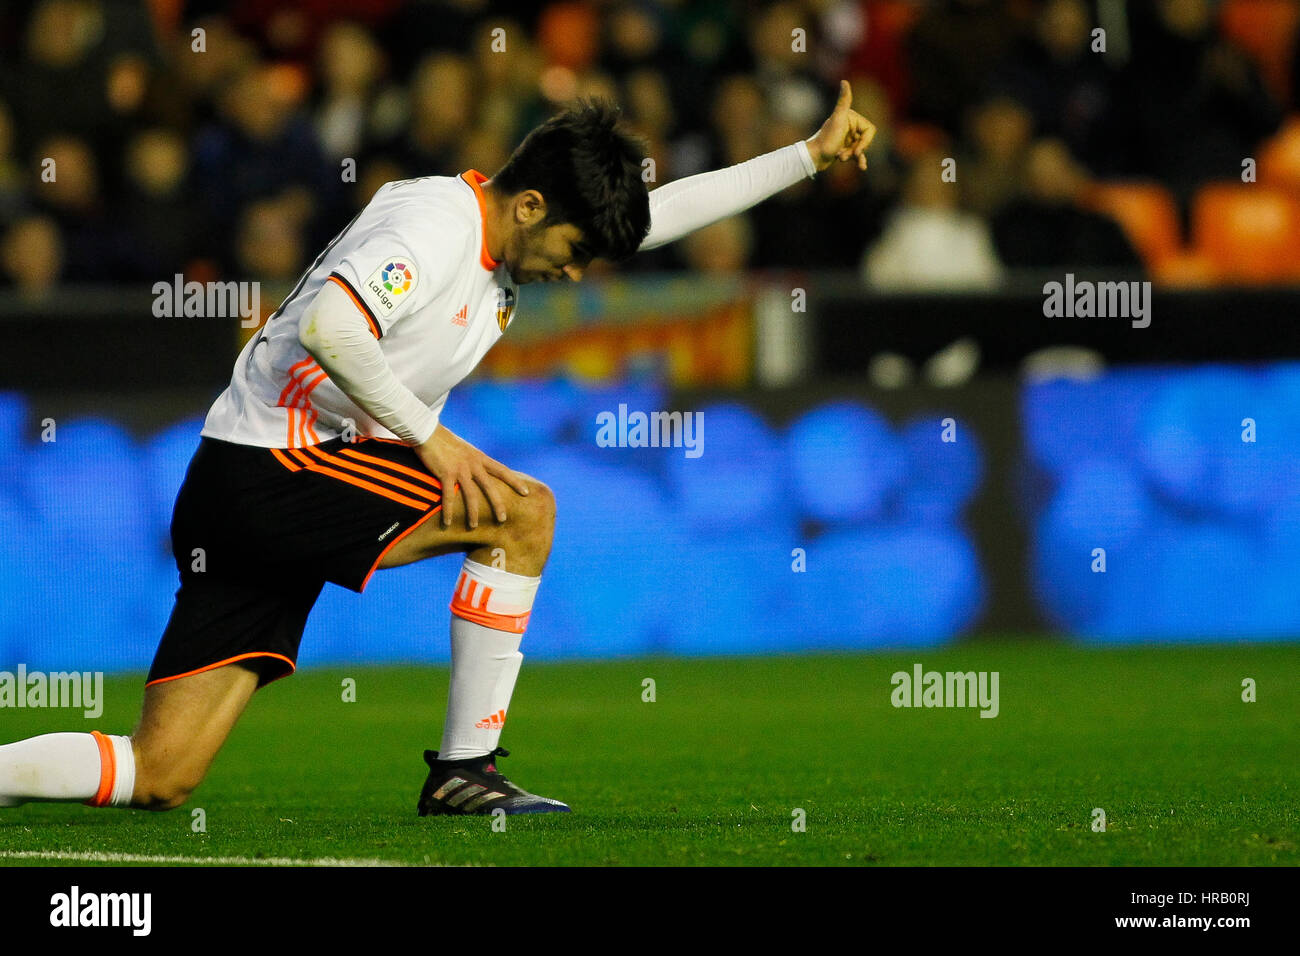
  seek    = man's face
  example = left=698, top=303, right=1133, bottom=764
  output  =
left=504, top=192, right=595, bottom=284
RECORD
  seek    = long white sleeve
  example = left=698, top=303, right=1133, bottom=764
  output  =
left=298, top=279, right=440, bottom=445
left=639, top=140, right=818, bottom=251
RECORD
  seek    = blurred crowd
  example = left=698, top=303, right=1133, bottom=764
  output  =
left=0, top=0, right=1294, bottom=299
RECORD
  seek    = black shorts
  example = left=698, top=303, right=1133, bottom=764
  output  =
left=146, top=436, right=445, bottom=688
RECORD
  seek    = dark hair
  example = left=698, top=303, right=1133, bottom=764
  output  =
left=491, top=98, right=650, bottom=262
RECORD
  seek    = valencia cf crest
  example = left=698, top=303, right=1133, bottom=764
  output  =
left=495, top=287, right=515, bottom=332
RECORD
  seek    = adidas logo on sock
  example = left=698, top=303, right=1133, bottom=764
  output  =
left=475, top=709, right=506, bottom=730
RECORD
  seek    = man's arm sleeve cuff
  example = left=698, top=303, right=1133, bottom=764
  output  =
left=795, top=139, right=817, bottom=179
left=327, top=272, right=383, bottom=339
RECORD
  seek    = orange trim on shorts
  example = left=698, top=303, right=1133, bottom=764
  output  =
left=327, top=274, right=383, bottom=338
left=339, top=447, right=442, bottom=488
left=297, top=457, right=432, bottom=510
left=271, top=447, right=301, bottom=471
left=360, top=504, right=442, bottom=591
left=86, top=730, right=115, bottom=808
left=145, top=652, right=297, bottom=688
left=302, top=445, right=441, bottom=502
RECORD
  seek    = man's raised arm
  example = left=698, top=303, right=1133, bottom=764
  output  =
left=638, top=80, right=876, bottom=252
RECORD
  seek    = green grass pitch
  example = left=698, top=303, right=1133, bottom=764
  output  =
left=1, top=642, right=1296, bottom=866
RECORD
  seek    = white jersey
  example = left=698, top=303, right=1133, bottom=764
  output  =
left=202, top=170, right=515, bottom=448
left=200, top=141, right=815, bottom=449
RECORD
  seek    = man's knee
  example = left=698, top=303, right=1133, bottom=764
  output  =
left=132, top=745, right=202, bottom=812
left=135, top=777, right=197, bottom=811
left=518, top=478, right=555, bottom=530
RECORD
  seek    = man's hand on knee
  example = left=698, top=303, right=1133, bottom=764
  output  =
left=414, top=425, right=532, bottom=530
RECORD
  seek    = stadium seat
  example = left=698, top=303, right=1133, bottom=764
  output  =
left=1220, top=0, right=1300, bottom=104
left=1151, top=250, right=1222, bottom=287
left=896, top=416, right=983, bottom=525
left=1190, top=184, right=1300, bottom=282
left=571, top=378, right=673, bottom=479
left=664, top=402, right=784, bottom=532
left=1080, top=182, right=1183, bottom=272
left=447, top=378, right=583, bottom=456
left=0, top=392, right=29, bottom=488
left=1257, top=115, right=1300, bottom=195
left=1136, top=366, right=1297, bottom=520
left=1031, top=460, right=1159, bottom=633
left=1022, top=370, right=1164, bottom=476
left=785, top=401, right=907, bottom=525
left=0, top=391, right=27, bottom=441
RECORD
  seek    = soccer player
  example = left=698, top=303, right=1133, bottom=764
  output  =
left=0, top=81, right=874, bottom=816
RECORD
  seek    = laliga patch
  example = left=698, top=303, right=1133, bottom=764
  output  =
left=363, top=258, right=419, bottom=317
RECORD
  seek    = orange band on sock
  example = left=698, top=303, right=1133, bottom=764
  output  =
left=450, top=602, right=531, bottom=633
left=450, top=573, right=531, bottom=633
left=86, top=730, right=115, bottom=808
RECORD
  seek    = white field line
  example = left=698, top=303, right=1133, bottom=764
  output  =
left=0, top=849, right=427, bottom=867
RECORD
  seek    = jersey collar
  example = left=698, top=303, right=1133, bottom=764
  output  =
left=459, top=170, right=502, bottom=272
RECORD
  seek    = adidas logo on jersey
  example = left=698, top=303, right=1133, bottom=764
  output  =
left=451, top=304, right=468, bottom=326
left=475, top=708, right=506, bottom=730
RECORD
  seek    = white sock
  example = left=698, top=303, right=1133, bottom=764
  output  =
left=0, top=731, right=135, bottom=808
left=439, top=558, right=540, bottom=760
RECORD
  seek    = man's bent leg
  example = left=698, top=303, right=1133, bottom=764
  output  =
left=372, top=472, right=566, bottom=812
left=0, top=662, right=258, bottom=811
left=130, top=661, right=262, bottom=810
left=377, top=476, right=555, bottom=577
